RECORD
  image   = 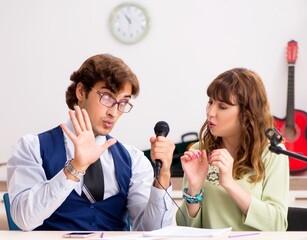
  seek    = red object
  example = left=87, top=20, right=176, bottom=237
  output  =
left=274, top=40, right=307, bottom=174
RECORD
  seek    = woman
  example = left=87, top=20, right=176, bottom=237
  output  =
left=176, top=68, right=289, bottom=231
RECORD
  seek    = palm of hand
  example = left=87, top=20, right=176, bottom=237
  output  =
left=73, top=130, right=103, bottom=166
left=61, top=106, right=116, bottom=169
left=182, top=158, right=208, bottom=186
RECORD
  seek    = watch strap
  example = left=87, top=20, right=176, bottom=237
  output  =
left=65, top=160, right=85, bottom=180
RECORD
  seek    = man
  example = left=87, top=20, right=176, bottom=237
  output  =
left=7, top=54, right=175, bottom=231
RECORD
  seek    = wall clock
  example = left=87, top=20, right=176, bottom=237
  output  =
left=109, top=3, right=150, bottom=44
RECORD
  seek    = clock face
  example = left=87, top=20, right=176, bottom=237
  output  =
left=109, top=3, right=149, bottom=44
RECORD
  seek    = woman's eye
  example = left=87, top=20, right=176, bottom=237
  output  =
left=219, top=104, right=227, bottom=109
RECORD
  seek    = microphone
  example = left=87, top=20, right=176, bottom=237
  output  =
left=265, top=128, right=283, bottom=152
left=265, top=127, right=307, bottom=162
left=154, top=121, right=170, bottom=178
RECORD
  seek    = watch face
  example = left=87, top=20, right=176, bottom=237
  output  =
left=109, top=3, right=149, bottom=44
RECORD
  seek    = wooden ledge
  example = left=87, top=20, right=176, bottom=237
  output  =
left=290, top=176, right=307, bottom=190
left=0, top=181, right=7, bottom=192
left=171, top=176, right=307, bottom=191
left=1, top=176, right=307, bottom=193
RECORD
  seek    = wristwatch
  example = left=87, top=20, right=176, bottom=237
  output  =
left=64, top=160, right=85, bottom=180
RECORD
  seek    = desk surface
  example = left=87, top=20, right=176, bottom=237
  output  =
left=0, top=231, right=307, bottom=240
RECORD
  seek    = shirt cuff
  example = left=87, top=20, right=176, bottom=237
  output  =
left=49, top=169, right=79, bottom=198
left=149, top=184, right=173, bottom=208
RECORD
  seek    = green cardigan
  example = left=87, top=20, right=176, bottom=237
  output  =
left=176, top=142, right=289, bottom=231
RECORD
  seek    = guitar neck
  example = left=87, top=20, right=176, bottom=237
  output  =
left=286, top=65, right=295, bottom=128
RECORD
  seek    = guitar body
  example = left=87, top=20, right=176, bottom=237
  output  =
left=273, top=40, right=307, bottom=174
left=274, top=110, right=307, bottom=173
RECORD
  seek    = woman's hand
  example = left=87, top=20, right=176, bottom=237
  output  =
left=209, top=148, right=234, bottom=188
left=181, top=149, right=208, bottom=195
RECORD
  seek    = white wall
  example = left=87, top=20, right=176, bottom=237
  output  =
left=1, top=0, right=306, bottom=180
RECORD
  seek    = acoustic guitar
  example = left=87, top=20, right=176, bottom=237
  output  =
left=274, top=40, right=307, bottom=174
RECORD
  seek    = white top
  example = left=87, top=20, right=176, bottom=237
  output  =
left=7, top=119, right=173, bottom=231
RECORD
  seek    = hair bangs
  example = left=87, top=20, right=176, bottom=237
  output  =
left=207, top=78, right=237, bottom=106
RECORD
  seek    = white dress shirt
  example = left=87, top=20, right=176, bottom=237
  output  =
left=7, top=119, right=173, bottom=231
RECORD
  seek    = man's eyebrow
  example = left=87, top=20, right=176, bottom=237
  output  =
left=98, top=87, right=132, bottom=99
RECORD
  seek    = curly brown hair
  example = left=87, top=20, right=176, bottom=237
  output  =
left=199, top=68, right=274, bottom=183
left=66, top=54, right=140, bottom=109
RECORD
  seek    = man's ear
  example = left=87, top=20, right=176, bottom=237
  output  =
left=76, top=82, right=85, bottom=101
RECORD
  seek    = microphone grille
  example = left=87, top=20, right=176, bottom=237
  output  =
left=154, top=121, right=170, bottom=137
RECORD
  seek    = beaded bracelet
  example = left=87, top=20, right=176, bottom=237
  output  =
left=182, top=187, right=204, bottom=204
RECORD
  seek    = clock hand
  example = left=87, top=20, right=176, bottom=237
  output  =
left=124, top=14, right=131, bottom=24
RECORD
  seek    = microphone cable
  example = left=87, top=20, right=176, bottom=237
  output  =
left=153, top=121, right=187, bottom=226
left=155, top=176, right=188, bottom=226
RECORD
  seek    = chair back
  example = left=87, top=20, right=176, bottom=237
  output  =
left=287, top=207, right=307, bottom=231
left=3, top=193, right=20, bottom=230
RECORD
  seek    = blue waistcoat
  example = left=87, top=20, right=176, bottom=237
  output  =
left=35, top=126, right=132, bottom=231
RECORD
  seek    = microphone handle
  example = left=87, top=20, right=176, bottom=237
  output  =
left=154, top=160, right=162, bottom=178
left=153, top=121, right=170, bottom=179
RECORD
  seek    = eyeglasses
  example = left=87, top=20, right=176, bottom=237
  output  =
left=92, top=88, right=133, bottom=113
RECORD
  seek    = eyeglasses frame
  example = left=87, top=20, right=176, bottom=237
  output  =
left=92, top=88, right=133, bottom=113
